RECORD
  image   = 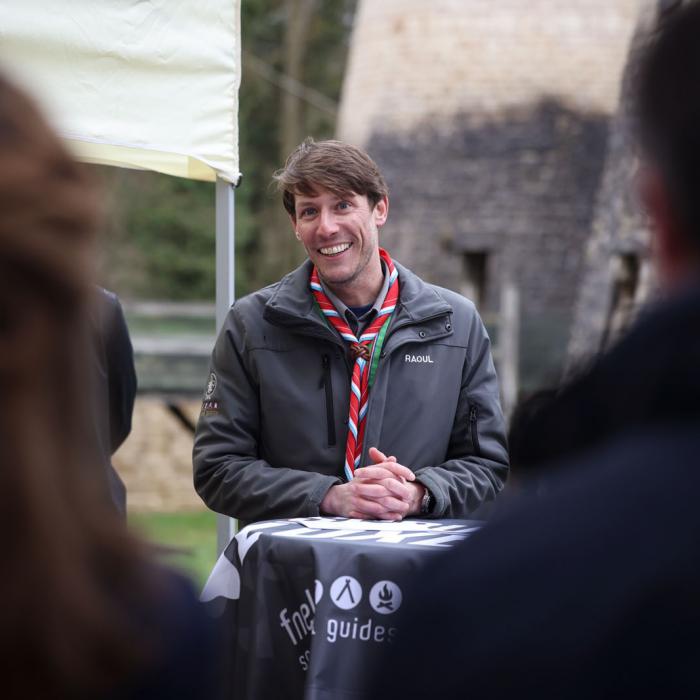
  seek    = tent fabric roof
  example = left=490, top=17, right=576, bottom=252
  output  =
left=0, top=0, right=241, bottom=183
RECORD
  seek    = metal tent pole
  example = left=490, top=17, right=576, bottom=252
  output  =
left=214, top=176, right=237, bottom=554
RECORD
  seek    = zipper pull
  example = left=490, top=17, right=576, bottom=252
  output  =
left=321, top=353, right=336, bottom=446
left=320, top=354, right=329, bottom=388
left=469, top=405, right=481, bottom=455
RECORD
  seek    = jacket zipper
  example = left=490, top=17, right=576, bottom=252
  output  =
left=320, top=354, right=336, bottom=446
left=469, top=405, right=481, bottom=456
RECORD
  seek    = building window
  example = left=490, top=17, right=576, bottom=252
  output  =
left=461, top=251, right=488, bottom=308
left=603, top=252, right=641, bottom=347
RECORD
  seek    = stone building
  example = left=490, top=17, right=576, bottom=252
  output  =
left=567, top=1, right=686, bottom=366
left=338, top=0, right=643, bottom=393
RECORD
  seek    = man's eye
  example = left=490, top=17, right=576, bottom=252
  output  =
left=300, top=208, right=316, bottom=217
left=337, top=201, right=351, bottom=210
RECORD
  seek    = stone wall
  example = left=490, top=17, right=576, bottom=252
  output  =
left=567, top=1, right=660, bottom=367
left=338, top=0, right=643, bottom=391
left=339, top=0, right=639, bottom=146
left=366, top=102, right=609, bottom=389
left=113, top=397, right=204, bottom=512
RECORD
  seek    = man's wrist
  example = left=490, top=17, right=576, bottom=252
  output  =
left=407, top=482, right=426, bottom=515
left=320, top=484, right=339, bottom=515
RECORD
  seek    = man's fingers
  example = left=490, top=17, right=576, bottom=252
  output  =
left=347, top=497, right=391, bottom=520
left=368, top=446, right=398, bottom=464
left=354, top=476, right=412, bottom=502
left=368, top=446, right=387, bottom=464
left=380, top=478, right=413, bottom=501
left=353, top=481, right=394, bottom=500
left=376, top=495, right=411, bottom=513
left=355, top=463, right=415, bottom=482
left=321, top=481, right=411, bottom=519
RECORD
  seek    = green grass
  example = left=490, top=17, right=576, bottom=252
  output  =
left=129, top=510, right=218, bottom=589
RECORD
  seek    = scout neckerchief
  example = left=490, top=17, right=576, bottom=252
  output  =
left=310, top=247, right=399, bottom=481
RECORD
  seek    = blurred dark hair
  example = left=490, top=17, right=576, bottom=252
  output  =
left=273, top=137, right=389, bottom=218
left=636, top=0, right=700, bottom=249
left=0, top=71, right=160, bottom=698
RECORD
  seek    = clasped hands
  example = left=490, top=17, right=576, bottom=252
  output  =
left=320, top=447, right=425, bottom=521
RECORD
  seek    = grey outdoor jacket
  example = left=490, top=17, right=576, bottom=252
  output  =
left=193, top=259, right=508, bottom=524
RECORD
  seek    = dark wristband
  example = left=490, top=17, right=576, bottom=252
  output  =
left=420, top=486, right=435, bottom=515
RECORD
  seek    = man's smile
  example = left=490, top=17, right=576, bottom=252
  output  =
left=319, top=242, right=353, bottom=256
left=292, top=189, right=385, bottom=301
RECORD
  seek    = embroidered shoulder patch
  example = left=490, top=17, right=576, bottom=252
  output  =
left=205, top=372, right=217, bottom=398
left=200, top=400, right=219, bottom=417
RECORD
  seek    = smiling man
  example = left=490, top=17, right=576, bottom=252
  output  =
left=193, top=139, right=508, bottom=525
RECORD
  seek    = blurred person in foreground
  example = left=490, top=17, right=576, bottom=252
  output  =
left=368, top=2, right=700, bottom=698
left=0, top=72, right=219, bottom=698
left=503, top=388, right=557, bottom=495
left=193, top=139, right=508, bottom=526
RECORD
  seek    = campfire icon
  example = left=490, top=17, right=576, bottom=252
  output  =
left=377, top=584, right=394, bottom=610
left=369, top=580, right=403, bottom=615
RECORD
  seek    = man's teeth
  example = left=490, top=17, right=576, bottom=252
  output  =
left=320, top=243, right=351, bottom=256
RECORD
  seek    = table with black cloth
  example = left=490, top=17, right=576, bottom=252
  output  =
left=201, top=516, right=480, bottom=700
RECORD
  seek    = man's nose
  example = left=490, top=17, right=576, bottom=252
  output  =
left=317, top=208, right=339, bottom=235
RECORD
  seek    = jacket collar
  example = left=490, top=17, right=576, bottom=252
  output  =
left=262, top=259, right=328, bottom=335
left=263, top=257, right=452, bottom=330
left=391, top=260, right=453, bottom=325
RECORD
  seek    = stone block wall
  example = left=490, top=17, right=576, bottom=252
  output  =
left=339, top=0, right=640, bottom=145
left=113, top=397, right=204, bottom=512
left=338, top=0, right=643, bottom=390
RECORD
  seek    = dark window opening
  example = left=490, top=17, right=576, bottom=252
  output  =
left=602, top=253, right=641, bottom=349
left=461, top=251, right=488, bottom=309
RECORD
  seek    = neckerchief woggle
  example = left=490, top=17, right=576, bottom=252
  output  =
left=310, top=248, right=399, bottom=480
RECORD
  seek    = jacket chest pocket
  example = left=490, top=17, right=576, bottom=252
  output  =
left=378, top=344, right=465, bottom=456
left=256, top=347, right=348, bottom=466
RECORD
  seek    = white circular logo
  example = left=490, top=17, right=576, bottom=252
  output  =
left=369, top=580, right=402, bottom=614
left=314, top=579, right=324, bottom=604
left=205, top=372, right=217, bottom=398
left=330, top=576, right=362, bottom=610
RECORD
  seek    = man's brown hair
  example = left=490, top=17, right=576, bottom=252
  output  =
left=273, top=138, right=388, bottom=217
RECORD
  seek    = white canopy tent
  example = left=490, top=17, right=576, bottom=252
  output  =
left=0, top=0, right=240, bottom=550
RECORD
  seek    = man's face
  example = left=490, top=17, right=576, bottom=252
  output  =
left=292, top=188, right=388, bottom=292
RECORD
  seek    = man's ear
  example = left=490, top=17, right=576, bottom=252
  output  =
left=373, top=195, right=389, bottom=227
left=640, top=166, right=692, bottom=289
left=288, top=213, right=300, bottom=240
